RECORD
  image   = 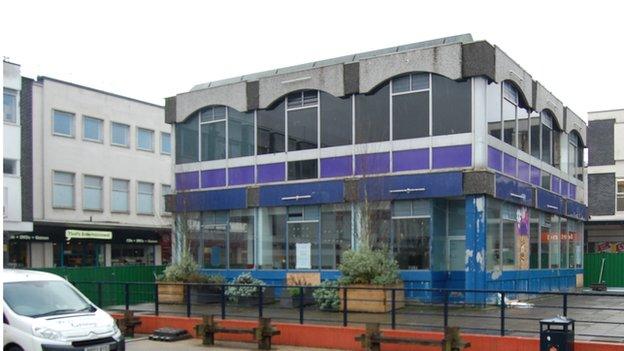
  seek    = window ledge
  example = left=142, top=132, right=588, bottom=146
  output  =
left=52, top=132, right=75, bottom=139
left=83, top=138, right=104, bottom=144
left=111, top=143, right=130, bottom=149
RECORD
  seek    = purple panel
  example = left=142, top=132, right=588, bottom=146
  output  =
left=175, top=171, right=199, bottom=190
left=551, top=176, right=561, bottom=194
left=321, top=156, right=353, bottom=178
left=355, top=152, right=390, bottom=175
left=503, top=154, right=517, bottom=177
left=517, top=160, right=530, bottom=182
left=530, top=166, right=541, bottom=186
left=488, top=146, right=503, bottom=172
left=257, top=162, right=285, bottom=183
left=201, top=169, right=226, bottom=188
left=432, top=145, right=472, bottom=169
left=393, top=148, right=429, bottom=172
left=561, top=180, right=569, bottom=198
left=570, top=184, right=577, bottom=200
left=228, top=166, right=254, bottom=186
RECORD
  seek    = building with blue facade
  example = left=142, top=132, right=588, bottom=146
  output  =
left=165, top=34, right=588, bottom=302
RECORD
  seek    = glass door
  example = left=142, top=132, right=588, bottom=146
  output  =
left=287, top=206, right=319, bottom=270
left=447, top=237, right=465, bottom=271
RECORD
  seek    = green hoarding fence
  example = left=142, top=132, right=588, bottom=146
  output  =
left=584, top=253, right=624, bottom=288
left=34, top=265, right=165, bottom=307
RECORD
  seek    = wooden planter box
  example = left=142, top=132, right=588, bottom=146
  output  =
left=279, top=288, right=315, bottom=308
left=157, top=283, right=185, bottom=304
left=191, top=285, right=222, bottom=304
left=339, top=283, right=405, bottom=313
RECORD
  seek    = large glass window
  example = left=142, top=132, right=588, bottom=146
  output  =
left=111, top=122, right=130, bottom=147
left=200, top=106, right=226, bottom=161
left=52, top=171, right=74, bottom=208
left=530, top=112, right=541, bottom=159
left=181, top=212, right=201, bottom=264
left=569, top=220, right=583, bottom=268
left=3, top=88, right=17, bottom=123
left=83, top=116, right=103, bottom=142
left=257, top=100, right=285, bottom=154
left=500, top=202, right=516, bottom=270
left=137, top=181, right=153, bottom=214
left=111, top=178, right=129, bottom=212
left=486, top=82, right=502, bottom=139
left=321, top=204, right=352, bottom=269
left=486, top=199, right=501, bottom=270
left=568, top=133, right=583, bottom=180
left=517, top=108, right=529, bottom=154
left=83, top=175, right=103, bottom=211
left=229, top=209, right=254, bottom=269
left=502, top=82, right=518, bottom=147
left=53, top=110, right=74, bottom=137
left=287, top=91, right=318, bottom=151
left=201, top=211, right=227, bottom=268
left=392, top=74, right=430, bottom=140
left=287, top=159, right=318, bottom=180
left=355, top=84, right=390, bottom=143
left=432, top=74, right=471, bottom=135
left=540, top=213, right=551, bottom=269
left=257, top=207, right=286, bottom=269
left=175, top=115, right=199, bottom=163
left=541, top=112, right=553, bottom=165
left=560, top=218, right=568, bottom=269
left=360, top=201, right=391, bottom=251
left=392, top=200, right=431, bottom=270
left=529, top=209, right=540, bottom=269
left=287, top=206, right=320, bottom=269
left=320, top=92, right=352, bottom=147
left=228, top=109, right=254, bottom=158
left=447, top=200, right=466, bottom=271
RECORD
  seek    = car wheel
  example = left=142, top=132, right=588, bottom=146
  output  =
left=6, top=345, right=24, bottom=351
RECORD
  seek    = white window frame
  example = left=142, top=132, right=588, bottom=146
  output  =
left=3, top=158, right=19, bottom=176
left=82, top=174, right=103, bottom=211
left=82, top=115, right=104, bottom=143
left=111, top=122, right=130, bottom=148
left=137, top=181, right=154, bottom=215
left=3, top=88, right=18, bottom=124
left=52, top=170, right=75, bottom=209
left=111, top=178, right=130, bottom=213
left=160, top=131, right=171, bottom=155
left=52, top=110, right=75, bottom=138
left=136, top=127, right=155, bottom=152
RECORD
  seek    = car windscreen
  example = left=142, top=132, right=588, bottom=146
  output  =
left=3, top=280, right=93, bottom=318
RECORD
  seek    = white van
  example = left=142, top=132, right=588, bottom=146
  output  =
left=3, top=269, right=124, bottom=351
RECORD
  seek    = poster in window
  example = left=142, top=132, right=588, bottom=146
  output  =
left=515, top=207, right=529, bottom=270
left=295, top=243, right=311, bottom=269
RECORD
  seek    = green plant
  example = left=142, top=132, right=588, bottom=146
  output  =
left=225, top=273, right=266, bottom=302
left=158, top=251, right=224, bottom=283
left=287, top=286, right=302, bottom=297
left=313, top=280, right=340, bottom=311
left=338, top=248, right=401, bottom=285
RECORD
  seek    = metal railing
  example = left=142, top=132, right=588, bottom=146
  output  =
left=70, top=281, right=624, bottom=342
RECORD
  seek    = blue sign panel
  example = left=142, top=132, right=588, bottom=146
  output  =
left=495, top=174, right=533, bottom=207
left=566, top=199, right=589, bottom=220
left=359, top=172, right=463, bottom=201
left=536, top=188, right=565, bottom=215
left=175, top=188, right=247, bottom=212
left=259, top=180, right=344, bottom=207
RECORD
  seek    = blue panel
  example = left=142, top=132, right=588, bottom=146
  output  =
left=465, top=196, right=487, bottom=305
left=485, top=269, right=581, bottom=296
left=176, top=188, right=246, bottom=212
left=259, top=180, right=344, bottom=207
left=359, top=172, right=463, bottom=201
left=566, top=200, right=588, bottom=220
left=536, top=188, right=565, bottom=215
left=495, top=174, right=533, bottom=206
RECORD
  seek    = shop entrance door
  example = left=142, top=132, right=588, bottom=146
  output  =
left=447, top=236, right=465, bottom=271
left=286, top=206, right=319, bottom=270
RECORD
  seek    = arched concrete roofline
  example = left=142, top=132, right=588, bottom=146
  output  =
left=501, top=79, right=532, bottom=111
left=569, top=129, right=586, bottom=148
left=261, top=88, right=341, bottom=111
left=175, top=81, right=248, bottom=123
left=494, top=46, right=534, bottom=109
left=178, top=103, right=246, bottom=124
left=564, top=107, right=587, bottom=145
left=533, top=81, right=564, bottom=128
left=361, top=70, right=462, bottom=95
left=540, top=108, right=564, bottom=131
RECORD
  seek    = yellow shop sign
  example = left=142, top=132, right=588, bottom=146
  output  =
left=65, top=229, right=112, bottom=240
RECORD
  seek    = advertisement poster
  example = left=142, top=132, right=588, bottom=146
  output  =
left=595, top=242, right=624, bottom=253
left=296, top=243, right=311, bottom=269
left=515, top=207, right=529, bottom=270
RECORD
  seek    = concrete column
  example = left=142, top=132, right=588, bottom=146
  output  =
left=155, top=245, right=162, bottom=265
left=465, top=195, right=487, bottom=305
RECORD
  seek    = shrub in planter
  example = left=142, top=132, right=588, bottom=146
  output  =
left=157, top=252, right=224, bottom=304
left=338, top=248, right=404, bottom=313
left=279, top=277, right=314, bottom=308
left=225, top=273, right=274, bottom=306
left=312, top=280, right=340, bottom=311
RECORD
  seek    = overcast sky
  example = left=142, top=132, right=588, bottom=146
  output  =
left=4, top=0, right=623, bottom=118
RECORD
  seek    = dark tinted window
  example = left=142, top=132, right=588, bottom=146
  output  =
left=432, top=75, right=471, bottom=135
left=257, top=100, right=285, bottom=154
left=320, top=92, right=352, bottom=147
left=228, top=108, right=254, bottom=158
left=530, top=113, right=541, bottom=159
left=288, top=159, right=318, bottom=180
left=392, top=92, right=429, bottom=140
left=175, top=115, right=199, bottom=164
left=288, top=107, right=318, bottom=151
left=355, top=84, right=389, bottom=143
left=201, top=120, right=226, bottom=161
left=486, top=82, right=502, bottom=139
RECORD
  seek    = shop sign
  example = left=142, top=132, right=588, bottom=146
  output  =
left=66, top=229, right=112, bottom=240
left=124, top=238, right=159, bottom=244
left=9, top=234, right=51, bottom=241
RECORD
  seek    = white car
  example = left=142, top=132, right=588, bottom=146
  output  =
left=3, top=269, right=124, bottom=351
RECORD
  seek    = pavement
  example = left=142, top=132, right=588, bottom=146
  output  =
left=125, top=336, right=343, bottom=351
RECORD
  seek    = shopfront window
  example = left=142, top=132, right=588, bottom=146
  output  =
left=201, top=211, right=227, bottom=268
left=63, top=241, right=98, bottom=267
left=229, top=209, right=254, bottom=269
left=287, top=206, right=319, bottom=269
left=321, top=204, right=352, bottom=269
left=540, top=213, right=551, bottom=269
left=560, top=218, right=568, bottom=269
left=360, top=201, right=391, bottom=251
left=180, top=212, right=201, bottom=263
left=8, top=241, right=28, bottom=268
left=447, top=200, right=466, bottom=271
left=257, top=207, right=286, bottom=269
left=111, top=244, right=155, bottom=266
left=486, top=199, right=501, bottom=271
left=529, top=209, right=540, bottom=269
left=392, top=200, right=431, bottom=270
left=501, top=203, right=517, bottom=270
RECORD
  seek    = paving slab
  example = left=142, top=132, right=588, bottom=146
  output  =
left=125, top=336, right=344, bottom=351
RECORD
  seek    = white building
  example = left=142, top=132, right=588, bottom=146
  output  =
left=7, top=75, right=173, bottom=267
left=3, top=61, right=34, bottom=266
left=586, top=108, right=624, bottom=252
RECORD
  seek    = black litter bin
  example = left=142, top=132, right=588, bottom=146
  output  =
left=540, top=316, right=574, bottom=351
